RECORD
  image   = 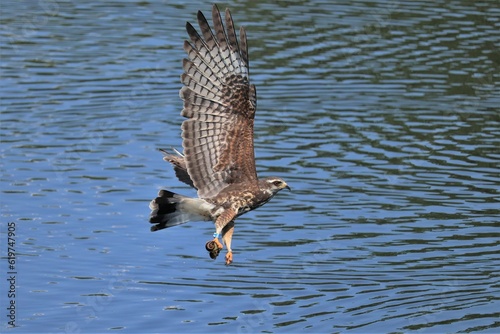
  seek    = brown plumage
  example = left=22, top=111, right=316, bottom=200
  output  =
left=180, top=5, right=258, bottom=199
left=149, top=4, right=289, bottom=265
left=159, top=148, right=195, bottom=189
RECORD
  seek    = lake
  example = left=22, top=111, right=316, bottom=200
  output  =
left=1, top=0, right=499, bottom=333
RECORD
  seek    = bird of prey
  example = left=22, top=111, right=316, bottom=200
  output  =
left=149, top=4, right=290, bottom=265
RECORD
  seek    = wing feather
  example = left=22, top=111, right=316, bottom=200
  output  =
left=239, top=27, right=249, bottom=69
left=195, top=10, right=228, bottom=78
left=212, top=7, right=235, bottom=74
left=182, top=59, right=220, bottom=96
left=180, top=4, right=258, bottom=199
left=159, top=148, right=196, bottom=189
left=224, top=8, right=247, bottom=77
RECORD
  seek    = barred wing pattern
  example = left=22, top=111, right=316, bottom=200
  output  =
left=180, top=5, right=258, bottom=199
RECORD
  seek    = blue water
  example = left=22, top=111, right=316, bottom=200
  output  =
left=1, top=0, right=499, bottom=333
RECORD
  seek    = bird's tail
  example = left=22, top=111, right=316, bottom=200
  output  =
left=148, top=190, right=213, bottom=231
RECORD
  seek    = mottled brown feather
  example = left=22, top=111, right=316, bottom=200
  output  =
left=180, top=4, right=258, bottom=199
left=159, top=148, right=196, bottom=189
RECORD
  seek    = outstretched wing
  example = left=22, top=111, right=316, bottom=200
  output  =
left=180, top=4, right=258, bottom=199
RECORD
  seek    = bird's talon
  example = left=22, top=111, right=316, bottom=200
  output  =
left=213, top=238, right=223, bottom=250
left=225, top=252, right=233, bottom=265
left=206, top=237, right=223, bottom=250
left=206, top=237, right=223, bottom=260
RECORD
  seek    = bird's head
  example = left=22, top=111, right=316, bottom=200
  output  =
left=262, top=177, right=291, bottom=194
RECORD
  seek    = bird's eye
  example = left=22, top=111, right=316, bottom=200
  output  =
left=272, top=180, right=282, bottom=186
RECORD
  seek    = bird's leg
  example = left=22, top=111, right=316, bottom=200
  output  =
left=222, top=221, right=235, bottom=265
left=206, top=208, right=236, bottom=261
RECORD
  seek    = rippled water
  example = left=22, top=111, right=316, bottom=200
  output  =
left=1, top=0, right=499, bottom=333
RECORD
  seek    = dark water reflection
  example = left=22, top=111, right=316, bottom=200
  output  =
left=1, top=0, right=499, bottom=333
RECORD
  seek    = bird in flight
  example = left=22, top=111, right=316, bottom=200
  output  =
left=149, top=4, right=290, bottom=265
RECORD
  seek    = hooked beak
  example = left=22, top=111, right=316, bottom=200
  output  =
left=285, top=185, right=291, bottom=192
